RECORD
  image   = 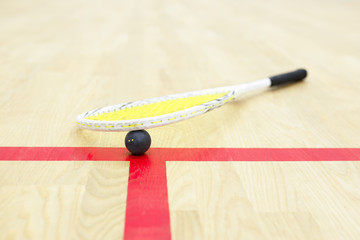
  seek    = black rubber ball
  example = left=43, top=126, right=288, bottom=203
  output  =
left=125, top=130, right=151, bottom=155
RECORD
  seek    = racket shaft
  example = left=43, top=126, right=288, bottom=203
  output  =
left=233, top=69, right=307, bottom=98
left=234, top=78, right=271, bottom=98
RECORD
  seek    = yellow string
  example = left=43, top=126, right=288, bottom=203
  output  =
left=86, top=92, right=228, bottom=121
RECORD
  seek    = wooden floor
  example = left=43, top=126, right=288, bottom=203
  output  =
left=0, top=0, right=360, bottom=239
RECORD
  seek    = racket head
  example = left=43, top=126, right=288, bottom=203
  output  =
left=76, top=87, right=236, bottom=131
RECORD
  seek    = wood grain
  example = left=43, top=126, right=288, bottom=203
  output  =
left=167, top=161, right=360, bottom=240
left=0, top=161, right=129, bottom=239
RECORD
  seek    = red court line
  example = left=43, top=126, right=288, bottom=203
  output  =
left=1, top=147, right=360, bottom=240
left=145, top=148, right=360, bottom=161
left=1, top=147, right=360, bottom=161
left=124, top=154, right=171, bottom=240
left=0, top=147, right=128, bottom=161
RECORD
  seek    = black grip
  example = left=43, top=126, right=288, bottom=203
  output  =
left=270, top=69, right=307, bottom=87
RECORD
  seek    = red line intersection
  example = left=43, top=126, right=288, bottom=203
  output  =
left=1, top=147, right=360, bottom=240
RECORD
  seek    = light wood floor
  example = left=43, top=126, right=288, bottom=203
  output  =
left=0, top=0, right=359, bottom=239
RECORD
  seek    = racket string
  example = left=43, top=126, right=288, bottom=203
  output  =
left=85, top=92, right=229, bottom=121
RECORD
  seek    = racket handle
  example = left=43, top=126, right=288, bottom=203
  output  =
left=269, top=69, right=307, bottom=87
